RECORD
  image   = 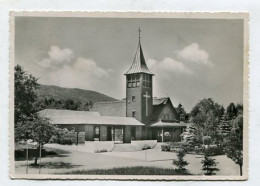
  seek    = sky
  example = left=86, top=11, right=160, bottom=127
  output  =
left=15, top=17, right=244, bottom=112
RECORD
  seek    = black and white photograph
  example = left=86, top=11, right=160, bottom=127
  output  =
left=9, top=12, right=248, bottom=180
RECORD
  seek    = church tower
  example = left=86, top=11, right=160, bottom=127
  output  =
left=125, top=28, right=154, bottom=125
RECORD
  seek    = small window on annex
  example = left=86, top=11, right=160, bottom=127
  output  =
left=94, top=126, right=100, bottom=141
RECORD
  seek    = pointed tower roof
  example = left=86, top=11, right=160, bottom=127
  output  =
left=125, top=29, right=154, bottom=75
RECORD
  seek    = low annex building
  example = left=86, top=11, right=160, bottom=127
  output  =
left=38, top=109, right=144, bottom=143
left=38, top=30, right=187, bottom=143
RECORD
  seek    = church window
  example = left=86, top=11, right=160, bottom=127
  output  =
left=132, top=78, right=136, bottom=87
left=132, top=111, right=136, bottom=117
left=127, top=75, right=132, bottom=88
left=128, top=74, right=141, bottom=88
left=132, top=96, right=136, bottom=102
left=143, top=74, right=151, bottom=87
left=136, top=74, right=140, bottom=87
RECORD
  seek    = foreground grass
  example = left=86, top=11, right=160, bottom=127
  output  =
left=65, top=166, right=191, bottom=175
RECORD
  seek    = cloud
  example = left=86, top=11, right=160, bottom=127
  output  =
left=177, top=43, right=213, bottom=67
left=37, top=45, right=74, bottom=68
left=37, top=46, right=111, bottom=91
left=147, top=57, right=194, bottom=78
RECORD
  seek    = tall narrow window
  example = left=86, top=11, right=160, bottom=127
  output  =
left=132, top=74, right=136, bottom=87
left=143, top=74, right=146, bottom=87
left=142, top=74, right=151, bottom=87
left=127, top=75, right=132, bottom=88
left=132, top=96, right=136, bottom=102
left=132, top=111, right=136, bottom=117
left=136, top=74, right=140, bottom=87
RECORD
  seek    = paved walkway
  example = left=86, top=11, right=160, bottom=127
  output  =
left=15, top=145, right=240, bottom=176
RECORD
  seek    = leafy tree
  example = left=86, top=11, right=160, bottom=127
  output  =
left=224, top=114, right=243, bottom=176
left=172, top=148, right=189, bottom=174
left=15, top=65, right=39, bottom=135
left=190, top=98, right=223, bottom=145
left=15, top=65, right=40, bottom=142
left=14, top=65, right=74, bottom=165
left=18, top=114, right=57, bottom=165
left=50, top=128, right=75, bottom=145
left=201, top=150, right=219, bottom=175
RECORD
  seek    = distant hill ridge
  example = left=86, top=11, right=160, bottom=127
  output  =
left=37, top=84, right=118, bottom=104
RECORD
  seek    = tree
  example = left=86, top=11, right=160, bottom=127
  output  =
left=50, top=128, right=76, bottom=145
left=18, top=114, right=57, bottom=165
left=176, top=103, right=190, bottom=123
left=14, top=65, right=73, bottom=165
left=227, top=103, right=238, bottom=119
left=172, top=148, right=189, bottom=174
left=190, top=98, right=223, bottom=145
left=201, top=150, right=219, bottom=175
left=224, top=114, right=243, bottom=176
left=181, top=123, right=200, bottom=148
left=218, top=113, right=232, bottom=136
left=15, top=65, right=39, bottom=136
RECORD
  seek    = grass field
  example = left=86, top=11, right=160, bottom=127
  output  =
left=65, top=166, right=191, bottom=175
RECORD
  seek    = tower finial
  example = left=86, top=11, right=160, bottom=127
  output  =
left=138, top=27, right=141, bottom=40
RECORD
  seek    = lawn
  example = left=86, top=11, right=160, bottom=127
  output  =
left=65, top=166, right=191, bottom=175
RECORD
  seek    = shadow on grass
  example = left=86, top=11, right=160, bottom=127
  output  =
left=29, top=162, right=81, bottom=169
left=15, top=147, right=71, bottom=161
left=64, top=166, right=191, bottom=175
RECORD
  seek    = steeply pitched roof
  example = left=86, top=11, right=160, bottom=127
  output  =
left=125, top=40, right=153, bottom=75
left=153, top=97, right=168, bottom=105
left=38, top=109, right=144, bottom=126
left=151, top=97, right=179, bottom=122
left=91, top=100, right=126, bottom=117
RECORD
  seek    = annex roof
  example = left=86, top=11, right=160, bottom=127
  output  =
left=150, top=120, right=187, bottom=128
left=38, top=109, right=144, bottom=126
left=125, top=40, right=153, bottom=75
left=38, top=109, right=100, bottom=117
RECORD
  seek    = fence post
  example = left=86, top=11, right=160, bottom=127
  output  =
left=26, top=146, right=28, bottom=174
left=39, top=143, right=41, bottom=174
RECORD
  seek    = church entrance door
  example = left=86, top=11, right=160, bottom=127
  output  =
left=107, top=126, right=124, bottom=143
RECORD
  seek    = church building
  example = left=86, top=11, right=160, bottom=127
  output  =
left=39, top=29, right=186, bottom=143
left=91, top=29, right=186, bottom=142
